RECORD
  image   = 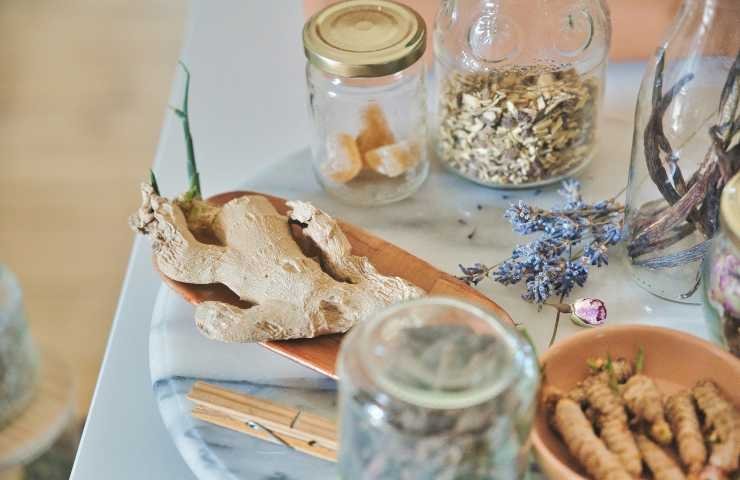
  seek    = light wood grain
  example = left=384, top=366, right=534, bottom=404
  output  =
left=188, top=382, right=338, bottom=462
left=158, top=191, right=513, bottom=379
left=0, top=0, right=186, bottom=419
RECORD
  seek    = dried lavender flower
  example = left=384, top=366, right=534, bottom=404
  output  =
left=459, top=180, right=624, bottom=304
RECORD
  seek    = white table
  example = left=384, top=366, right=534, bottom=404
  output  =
left=70, top=2, right=706, bottom=479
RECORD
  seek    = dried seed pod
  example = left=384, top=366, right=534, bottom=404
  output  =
left=364, top=140, right=420, bottom=178
left=622, top=374, right=673, bottom=445
left=322, top=133, right=363, bottom=183
left=636, top=434, right=686, bottom=480
left=666, top=390, right=707, bottom=474
left=552, top=398, right=632, bottom=480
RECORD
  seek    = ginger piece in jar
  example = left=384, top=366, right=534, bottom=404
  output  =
left=322, top=133, right=363, bottom=183
left=364, top=140, right=420, bottom=178
left=356, top=103, right=395, bottom=155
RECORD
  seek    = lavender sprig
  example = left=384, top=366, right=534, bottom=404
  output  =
left=459, top=180, right=624, bottom=304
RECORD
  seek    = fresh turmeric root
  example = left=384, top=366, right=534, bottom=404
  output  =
left=622, top=374, right=673, bottom=445
left=569, top=358, right=634, bottom=405
left=130, top=184, right=424, bottom=342
left=585, top=379, right=643, bottom=476
left=666, top=390, right=707, bottom=475
left=692, top=380, right=740, bottom=475
left=636, top=434, right=686, bottom=480
left=552, top=397, right=633, bottom=480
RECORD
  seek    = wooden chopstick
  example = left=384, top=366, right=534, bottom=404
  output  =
left=187, top=381, right=338, bottom=462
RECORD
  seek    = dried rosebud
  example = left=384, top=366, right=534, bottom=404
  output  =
left=570, top=298, right=607, bottom=327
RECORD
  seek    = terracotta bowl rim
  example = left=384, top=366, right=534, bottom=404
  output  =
left=530, top=324, right=740, bottom=480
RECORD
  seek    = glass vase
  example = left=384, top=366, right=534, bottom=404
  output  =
left=623, top=0, right=740, bottom=303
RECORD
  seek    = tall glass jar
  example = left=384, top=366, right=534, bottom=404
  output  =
left=337, top=297, right=539, bottom=479
left=703, top=172, right=740, bottom=356
left=432, top=0, right=610, bottom=188
left=623, top=0, right=739, bottom=303
left=303, top=0, right=429, bottom=206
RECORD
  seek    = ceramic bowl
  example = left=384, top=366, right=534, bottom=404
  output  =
left=531, top=325, right=740, bottom=480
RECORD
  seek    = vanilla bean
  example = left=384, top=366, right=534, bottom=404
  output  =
left=630, top=157, right=713, bottom=251
left=644, top=49, right=694, bottom=205
left=627, top=222, right=695, bottom=258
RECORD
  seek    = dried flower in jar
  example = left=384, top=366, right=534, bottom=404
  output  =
left=438, top=68, right=598, bottom=186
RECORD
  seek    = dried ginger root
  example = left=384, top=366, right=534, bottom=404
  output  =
left=322, top=133, right=363, bottom=183
left=364, top=140, right=420, bottom=178
left=692, top=380, right=740, bottom=475
left=666, top=390, right=707, bottom=474
left=585, top=379, right=643, bottom=476
left=636, top=434, right=686, bottom=480
left=552, top=397, right=632, bottom=480
left=130, top=184, right=424, bottom=342
left=622, top=374, right=673, bottom=445
left=356, top=103, right=395, bottom=155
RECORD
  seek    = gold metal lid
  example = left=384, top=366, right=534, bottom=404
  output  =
left=721, top=171, right=740, bottom=249
left=303, top=0, right=426, bottom=78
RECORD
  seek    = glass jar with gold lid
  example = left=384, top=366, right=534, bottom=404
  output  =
left=303, top=0, right=429, bottom=205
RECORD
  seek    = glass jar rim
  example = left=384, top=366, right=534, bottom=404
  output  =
left=356, top=296, right=521, bottom=410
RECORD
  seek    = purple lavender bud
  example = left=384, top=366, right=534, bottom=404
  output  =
left=570, top=298, right=607, bottom=327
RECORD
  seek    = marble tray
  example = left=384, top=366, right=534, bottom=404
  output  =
left=150, top=137, right=710, bottom=479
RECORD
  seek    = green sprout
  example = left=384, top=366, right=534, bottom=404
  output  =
left=605, top=353, right=619, bottom=392
left=171, top=61, right=201, bottom=201
left=635, top=346, right=645, bottom=374
left=149, top=169, right=160, bottom=196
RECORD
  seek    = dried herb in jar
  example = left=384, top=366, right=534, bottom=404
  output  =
left=438, top=68, right=598, bottom=186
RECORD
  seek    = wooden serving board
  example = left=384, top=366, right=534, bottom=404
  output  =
left=158, top=191, right=512, bottom=379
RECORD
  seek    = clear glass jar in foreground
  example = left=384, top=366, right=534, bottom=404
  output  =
left=337, top=297, right=539, bottom=480
left=624, top=0, right=739, bottom=303
left=303, top=0, right=429, bottom=206
left=703, top=172, right=740, bottom=357
left=432, top=0, right=611, bottom=188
